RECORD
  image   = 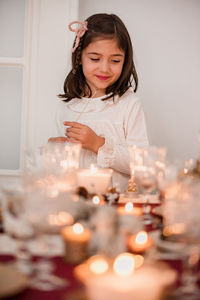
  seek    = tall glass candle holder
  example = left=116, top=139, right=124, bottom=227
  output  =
left=129, top=146, right=166, bottom=225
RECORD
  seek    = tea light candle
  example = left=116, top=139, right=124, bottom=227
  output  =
left=77, top=164, right=113, bottom=194
left=127, top=231, right=153, bottom=253
left=117, top=202, right=142, bottom=217
left=92, top=195, right=105, bottom=206
left=61, top=223, right=91, bottom=264
left=88, top=255, right=109, bottom=275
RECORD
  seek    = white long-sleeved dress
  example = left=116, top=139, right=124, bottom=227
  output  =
left=55, top=88, right=149, bottom=192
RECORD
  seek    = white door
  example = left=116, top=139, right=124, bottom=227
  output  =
left=0, top=0, right=79, bottom=180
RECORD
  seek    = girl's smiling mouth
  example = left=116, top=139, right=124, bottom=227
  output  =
left=96, top=75, right=110, bottom=80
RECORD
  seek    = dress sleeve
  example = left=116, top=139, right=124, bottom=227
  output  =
left=96, top=99, right=149, bottom=175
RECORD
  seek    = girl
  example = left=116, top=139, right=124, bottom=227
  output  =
left=49, top=13, right=149, bottom=192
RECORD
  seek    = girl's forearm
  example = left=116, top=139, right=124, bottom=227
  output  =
left=92, top=136, right=105, bottom=154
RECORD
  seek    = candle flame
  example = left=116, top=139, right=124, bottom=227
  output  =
left=92, top=195, right=100, bottom=205
left=73, top=223, right=84, bottom=234
left=113, top=253, right=135, bottom=276
left=90, top=164, right=97, bottom=174
left=125, top=202, right=133, bottom=212
left=135, top=231, right=148, bottom=245
left=89, top=256, right=109, bottom=275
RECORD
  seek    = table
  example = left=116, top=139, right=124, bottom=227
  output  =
left=0, top=253, right=186, bottom=300
left=0, top=203, right=197, bottom=300
left=0, top=255, right=83, bottom=300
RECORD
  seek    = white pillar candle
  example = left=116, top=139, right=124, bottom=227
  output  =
left=61, top=223, right=91, bottom=264
left=74, top=253, right=177, bottom=300
left=77, top=165, right=113, bottom=194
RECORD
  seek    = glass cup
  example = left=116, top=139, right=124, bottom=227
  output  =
left=1, top=178, right=33, bottom=275
left=23, top=142, right=81, bottom=194
left=22, top=183, right=74, bottom=291
left=129, top=146, right=167, bottom=225
left=163, top=178, right=200, bottom=299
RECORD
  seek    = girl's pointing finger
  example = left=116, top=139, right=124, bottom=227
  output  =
left=63, top=121, right=82, bottom=128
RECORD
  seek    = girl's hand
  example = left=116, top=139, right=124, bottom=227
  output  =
left=48, top=137, right=68, bottom=143
left=63, top=121, right=105, bottom=153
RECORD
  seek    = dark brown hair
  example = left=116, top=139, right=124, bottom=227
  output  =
left=59, top=13, right=138, bottom=102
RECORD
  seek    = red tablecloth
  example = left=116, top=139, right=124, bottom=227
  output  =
left=0, top=204, right=188, bottom=300
left=1, top=254, right=185, bottom=300
left=0, top=255, right=83, bottom=300
left=0, top=254, right=185, bottom=300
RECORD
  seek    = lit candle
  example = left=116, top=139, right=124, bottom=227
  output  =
left=77, top=165, right=113, bottom=194
left=113, top=252, right=135, bottom=276
left=74, top=252, right=176, bottom=300
left=89, top=255, right=109, bottom=275
left=117, top=202, right=142, bottom=217
left=61, top=223, right=91, bottom=264
left=127, top=231, right=153, bottom=253
left=92, top=195, right=105, bottom=206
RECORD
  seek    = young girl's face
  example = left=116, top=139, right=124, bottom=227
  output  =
left=81, top=38, right=125, bottom=97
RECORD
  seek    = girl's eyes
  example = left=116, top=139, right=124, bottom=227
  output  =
left=112, top=60, right=120, bottom=63
left=90, top=58, right=99, bottom=61
left=89, top=58, right=121, bottom=63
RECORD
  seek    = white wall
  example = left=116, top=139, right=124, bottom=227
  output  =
left=79, top=0, right=200, bottom=164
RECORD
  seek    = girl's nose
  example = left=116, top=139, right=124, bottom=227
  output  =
left=99, top=60, right=110, bottom=72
